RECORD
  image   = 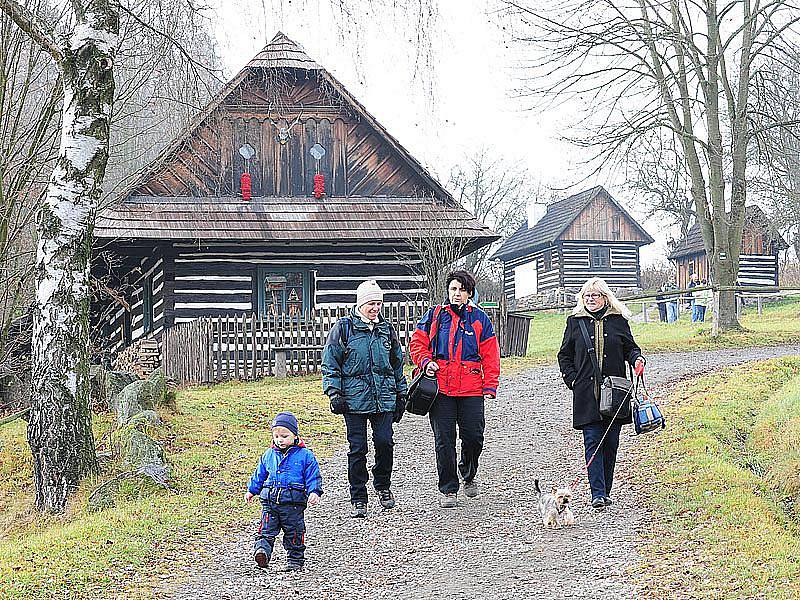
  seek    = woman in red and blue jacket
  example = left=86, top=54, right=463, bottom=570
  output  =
left=410, top=270, right=500, bottom=508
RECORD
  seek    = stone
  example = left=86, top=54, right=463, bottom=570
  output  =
left=128, top=410, right=162, bottom=427
left=116, top=380, right=158, bottom=425
left=124, top=429, right=166, bottom=470
left=107, top=371, right=140, bottom=412
left=88, top=463, right=170, bottom=512
left=89, top=364, right=109, bottom=410
left=147, top=368, right=170, bottom=407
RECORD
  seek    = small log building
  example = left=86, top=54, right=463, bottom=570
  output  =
left=668, top=205, right=788, bottom=288
left=491, top=186, right=654, bottom=305
left=93, top=33, right=496, bottom=354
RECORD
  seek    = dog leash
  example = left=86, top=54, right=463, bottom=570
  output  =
left=568, top=372, right=642, bottom=491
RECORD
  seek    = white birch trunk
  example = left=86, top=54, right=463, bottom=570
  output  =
left=28, top=3, right=118, bottom=513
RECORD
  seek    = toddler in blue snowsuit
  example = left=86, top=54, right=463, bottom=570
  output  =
left=245, top=411, right=323, bottom=571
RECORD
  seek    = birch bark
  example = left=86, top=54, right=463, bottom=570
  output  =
left=0, top=0, right=119, bottom=512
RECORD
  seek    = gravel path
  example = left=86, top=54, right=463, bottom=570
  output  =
left=159, top=345, right=800, bottom=600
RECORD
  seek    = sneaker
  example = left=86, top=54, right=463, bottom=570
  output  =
left=254, top=548, right=269, bottom=568
left=463, top=480, right=479, bottom=498
left=350, top=501, right=368, bottom=518
left=284, top=562, right=304, bottom=572
left=591, top=497, right=606, bottom=511
left=604, top=496, right=613, bottom=506
left=439, top=492, right=458, bottom=508
left=377, top=489, right=396, bottom=509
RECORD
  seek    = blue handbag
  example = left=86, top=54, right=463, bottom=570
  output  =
left=632, top=375, right=666, bottom=434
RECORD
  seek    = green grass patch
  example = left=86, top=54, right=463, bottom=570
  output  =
left=0, top=377, right=342, bottom=600
left=524, top=297, right=800, bottom=363
left=631, top=357, right=800, bottom=598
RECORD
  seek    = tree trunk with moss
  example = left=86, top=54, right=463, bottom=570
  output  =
left=0, top=0, right=119, bottom=513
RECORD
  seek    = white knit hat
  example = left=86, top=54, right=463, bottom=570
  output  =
left=355, top=280, right=384, bottom=307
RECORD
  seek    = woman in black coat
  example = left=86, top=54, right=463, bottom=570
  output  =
left=557, top=277, right=645, bottom=510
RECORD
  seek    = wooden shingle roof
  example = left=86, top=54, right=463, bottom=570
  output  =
left=95, top=197, right=498, bottom=251
left=96, top=33, right=499, bottom=257
left=668, top=205, right=789, bottom=259
left=491, top=186, right=653, bottom=261
left=245, top=32, right=321, bottom=70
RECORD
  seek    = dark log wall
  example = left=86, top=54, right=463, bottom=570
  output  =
left=97, top=252, right=165, bottom=353
left=502, top=246, right=561, bottom=302
left=502, top=241, right=641, bottom=303
left=164, top=242, right=427, bottom=324
left=559, top=241, right=640, bottom=290
left=133, top=71, right=434, bottom=199
left=675, top=253, right=778, bottom=288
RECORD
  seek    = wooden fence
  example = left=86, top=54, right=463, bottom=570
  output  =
left=162, top=302, right=430, bottom=385
left=161, top=301, right=532, bottom=385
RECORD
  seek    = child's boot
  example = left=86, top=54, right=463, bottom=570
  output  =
left=254, top=548, right=270, bottom=568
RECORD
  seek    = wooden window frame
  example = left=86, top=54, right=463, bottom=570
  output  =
left=122, top=309, right=132, bottom=347
left=590, top=246, right=610, bottom=269
left=257, top=267, right=312, bottom=317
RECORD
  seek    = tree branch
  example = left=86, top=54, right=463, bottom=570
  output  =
left=0, top=0, right=63, bottom=62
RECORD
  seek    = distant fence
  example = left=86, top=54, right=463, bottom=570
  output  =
left=511, top=285, right=800, bottom=316
left=162, top=301, right=530, bottom=385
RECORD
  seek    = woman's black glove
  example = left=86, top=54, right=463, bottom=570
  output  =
left=330, top=394, right=348, bottom=415
left=393, top=395, right=406, bottom=423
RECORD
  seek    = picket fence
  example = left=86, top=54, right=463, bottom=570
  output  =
left=161, top=302, right=529, bottom=385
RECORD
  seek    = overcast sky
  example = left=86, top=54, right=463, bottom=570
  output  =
left=211, top=0, right=674, bottom=266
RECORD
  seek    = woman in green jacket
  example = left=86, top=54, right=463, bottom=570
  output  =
left=321, top=280, right=408, bottom=518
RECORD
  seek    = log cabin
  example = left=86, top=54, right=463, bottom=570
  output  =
left=92, top=32, right=497, bottom=354
left=668, top=205, right=788, bottom=289
left=490, top=186, right=654, bottom=305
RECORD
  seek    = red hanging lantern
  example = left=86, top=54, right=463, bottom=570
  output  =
left=313, top=173, right=325, bottom=199
left=240, top=172, right=252, bottom=201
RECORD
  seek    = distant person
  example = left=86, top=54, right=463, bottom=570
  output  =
left=410, top=270, right=500, bottom=508
left=692, top=279, right=711, bottom=322
left=655, top=283, right=668, bottom=323
left=557, top=277, right=646, bottom=509
left=664, top=279, right=679, bottom=323
left=245, top=411, right=322, bottom=571
left=686, top=272, right=700, bottom=310
left=321, top=280, right=407, bottom=518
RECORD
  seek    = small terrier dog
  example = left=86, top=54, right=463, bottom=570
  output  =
left=534, top=479, right=576, bottom=529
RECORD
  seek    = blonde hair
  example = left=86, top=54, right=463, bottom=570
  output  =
left=572, top=277, right=632, bottom=319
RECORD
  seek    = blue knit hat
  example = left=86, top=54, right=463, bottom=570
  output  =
left=271, top=411, right=299, bottom=436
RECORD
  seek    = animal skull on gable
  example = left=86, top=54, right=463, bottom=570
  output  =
left=269, top=113, right=303, bottom=145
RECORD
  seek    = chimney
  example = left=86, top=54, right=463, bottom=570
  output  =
left=527, top=201, right=547, bottom=229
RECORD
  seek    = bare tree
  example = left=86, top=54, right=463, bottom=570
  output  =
left=103, top=0, right=221, bottom=200
left=749, top=62, right=800, bottom=261
left=626, top=133, right=695, bottom=246
left=403, top=196, right=472, bottom=304
left=447, top=148, right=532, bottom=284
left=0, top=0, right=121, bottom=513
left=500, top=0, right=800, bottom=334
